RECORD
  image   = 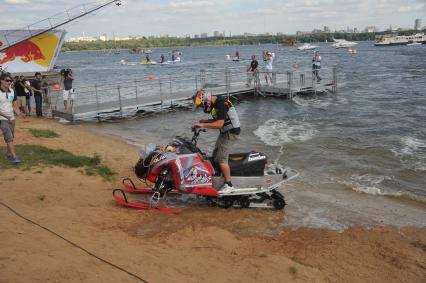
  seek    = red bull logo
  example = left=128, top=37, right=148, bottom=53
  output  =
left=0, top=40, right=45, bottom=64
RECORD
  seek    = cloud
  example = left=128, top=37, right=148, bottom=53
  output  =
left=0, top=0, right=424, bottom=37
left=397, top=3, right=426, bottom=12
left=4, top=0, right=30, bottom=3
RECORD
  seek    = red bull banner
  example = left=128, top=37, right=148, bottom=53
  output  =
left=0, top=29, right=66, bottom=73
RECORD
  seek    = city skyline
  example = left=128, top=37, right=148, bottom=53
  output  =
left=1, top=0, right=425, bottom=38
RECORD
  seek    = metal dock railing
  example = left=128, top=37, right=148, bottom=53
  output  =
left=49, top=65, right=338, bottom=121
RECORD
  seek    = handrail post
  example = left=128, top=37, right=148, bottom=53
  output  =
left=134, top=80, right=140, bottom=110
left=225, top=67, right=230, bottom=98
left=287, top=71, right=293, bottom=99
left=332, top=65, right=337, bottom=93
left=169, top=74, right=173, bottom=107
left=95, top=84, right=100, bottom=120
left=300, top=74, right=305, bottom=88
left=311, top=69, right=316, bottom=94
left=159, top=79, right=163, bottom=110
left=195, top=75, right=199, bottom=91
left=200, top=69, right=206, bottom=88
left=117, top=84, right=123, bottom=118
left=254, top=70, right=259, bottom=96
left=272, top=72, right=277, bottom=86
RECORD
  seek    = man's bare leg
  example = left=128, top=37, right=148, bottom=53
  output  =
left=219, top=162, right=232, bottom=183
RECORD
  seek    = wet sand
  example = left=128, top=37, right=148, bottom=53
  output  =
left=0, top=117, right=425, bottom=283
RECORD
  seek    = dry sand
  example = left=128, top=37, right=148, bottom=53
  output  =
left=0, top=117, right=425, bottom=283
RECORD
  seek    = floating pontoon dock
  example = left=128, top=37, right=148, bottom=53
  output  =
left=50, top=66, right=337, bottom=122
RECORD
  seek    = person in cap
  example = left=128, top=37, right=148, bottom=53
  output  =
left=192, top=89, right=241, bottom=193
left=264, top=51, right=273, bottom=85
left=0, top=73, right=26, bottom=164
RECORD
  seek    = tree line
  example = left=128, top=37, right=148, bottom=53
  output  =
left=61, top=29, right=425, bottom=51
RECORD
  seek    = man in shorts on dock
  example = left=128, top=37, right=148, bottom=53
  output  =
left=264, top=51, right=273, bottom=85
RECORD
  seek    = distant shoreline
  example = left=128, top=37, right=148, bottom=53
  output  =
left=61, top=29, right=425, bottom=52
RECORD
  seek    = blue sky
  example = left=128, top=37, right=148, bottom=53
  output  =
left=1, top=0, right=425, bottom=38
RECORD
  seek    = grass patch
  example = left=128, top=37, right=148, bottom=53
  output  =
left=0, top=145, right=113, bottom=181
left=97, top=165, right=114, bottom=181
left=289, top=266, right=297, bottom=275
left=29, top=128, right=60, bottom=138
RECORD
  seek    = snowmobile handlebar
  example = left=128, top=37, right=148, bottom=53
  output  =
left=191, top=128, right=206, bottom=146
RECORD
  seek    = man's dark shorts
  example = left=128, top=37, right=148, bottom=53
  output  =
left=0, top=120, right=15, bottom=143
left=213, top=132, right=239, bottom=163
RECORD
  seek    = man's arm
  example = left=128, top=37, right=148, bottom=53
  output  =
left=194, top=119, right=224, bottom=129
left=199, top=118, right=215, bottom=123
left=12, top=101, right=25, bottom=117
left=30, top=86, right=43, bottom=94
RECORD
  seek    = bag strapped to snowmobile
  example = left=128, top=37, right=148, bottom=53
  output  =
left=112, top=189, right=179, bottom=214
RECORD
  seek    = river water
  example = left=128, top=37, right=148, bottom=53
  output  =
left=56, top=42, right=426, bottom=230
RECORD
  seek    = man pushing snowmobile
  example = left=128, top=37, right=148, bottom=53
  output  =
left=113, top=89, right=299, bottom=212
left=192, top=88, right=240, bottom=194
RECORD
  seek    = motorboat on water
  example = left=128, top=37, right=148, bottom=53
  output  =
left=348, top=48, right=357, bottom=54
left=331, top=38, right=358, bottom=48
left=142, top=48, right=153, bottom=54
left=120, top=59, right=136, bottom=65
left=297, top=43, right=318, bottom=50
left=407, top=41, right=423, bottom=47
left=141, top=60, right=157, bottom=65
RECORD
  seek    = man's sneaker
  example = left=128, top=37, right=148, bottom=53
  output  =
left=6, top=155, right=21, bottom=164
left=219, top=184, right=235, bottom=194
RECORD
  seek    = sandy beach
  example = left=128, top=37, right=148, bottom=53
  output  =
left=1, top=117, right=425, bottom=283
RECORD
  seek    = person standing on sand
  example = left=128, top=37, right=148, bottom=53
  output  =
left=31, top=72, right=44, bottom=118
left=0, top=73, right=25, bottom=164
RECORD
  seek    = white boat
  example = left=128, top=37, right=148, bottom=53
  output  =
left=168, top=57, right=181, bottom=63
left=407, top=41, right=422, bottom=47
left=331, top=38, right=358, bottom=48
left=375, top=33, right=426, bottom=46
left=297, top=43, right=318, bottom=50
left=142, top=49, right=152, bottom=54
left=348, top=48, right=357, bottom=54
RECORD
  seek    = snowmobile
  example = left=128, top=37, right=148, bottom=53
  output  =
left=113, top=128, right=298, bottom=212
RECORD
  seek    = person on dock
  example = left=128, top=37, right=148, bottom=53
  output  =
left=31, top=72, right=44, bottom=118
left=192, top=89, right=241, bottom=194
left=60, top=68, right=74, bottom=111
left=312, top=51, right=322, bottom=83
left=264, top=51, right=273, bottom=85
left=246, top=55, right=259, bottom=87
left=145, top=55, right=151, bottom=63
left=0, top=72, right=25, bottom=164
left=160, top=54, right=166, bottom=63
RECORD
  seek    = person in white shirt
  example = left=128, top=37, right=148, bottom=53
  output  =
left=312, top=51, right=322, bottom=82
left=264, top=51, right=273, bottom=85
left=0, top=73, right=25, bottom=164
